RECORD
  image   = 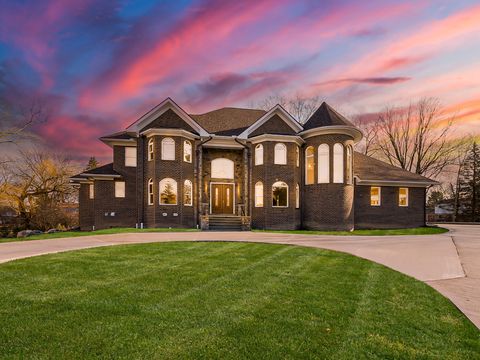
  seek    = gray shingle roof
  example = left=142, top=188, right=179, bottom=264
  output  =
left=303, top=102, right=356, bottom=130
left=71, top=163, right=121, bottom=179
left=354, top=152, right=437, bottom=184
left=190, top=107, right=266, bottom=135
left=100, top=132, right=136, bottom=140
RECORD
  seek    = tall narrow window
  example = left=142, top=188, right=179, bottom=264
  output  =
left=255, top=182, right=264, bottom=207
left=183, top=140, right=192, bottom=163
left=295, top=184, right=300, bottom=209
left=333, top=143, right=344, bottom=183
left=159, top=178, right=177, bottom=205
left=346, top=146, right=352, bottom=184
left=255, top=144, right=263, bottom=165
left=161, top=137, right=175, bottom=160
left=305, top=146, right=315, bottom=185
left=148, top=138, right=154, bottom=161
left=296, top=146, right=300, bottom=167
left=115, top=181, right=125, bottom=198
left=318, top=144, right=330, bottom=183
left=125, top=147, right=137, bottom=167
left=272, top=181, right=288, bottom=207
left=274, top=143, right=287, bottom=165
left=184, top=180, right=193, bottom=206
left=399, top=188, right=409, bottom=207
left=148, top=179, right=154, bottom=205
left=370, top=186, right=381, bottom=206
left=89, top=184, right=94, bottom=199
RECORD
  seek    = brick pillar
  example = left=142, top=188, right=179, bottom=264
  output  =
left=197, top=144, right=203, bottom=225
left=244, top=147, right=249, bottom=216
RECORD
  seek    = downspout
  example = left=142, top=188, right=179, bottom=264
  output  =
left=196, top=136, right=212, bottom=226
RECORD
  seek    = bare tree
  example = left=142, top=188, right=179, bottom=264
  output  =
left=0, top=100, right=48, bottom=145
left=255, top=94, right=324, bottom=123
left=0, top=149, right=77, bottom=229
left=352, top=114, right=379, bottom=156
left=369, top=98, right=458, bottom=178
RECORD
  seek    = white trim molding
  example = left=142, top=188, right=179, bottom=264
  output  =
left=202, top=135, right=245, bottom=149
left=141, top=128, right=200, bottom=140
left=127, top=97, right=209, bottom=136
left=99, top=138, right=137, bottom=148
left=355, top=177, right=438, bottom=187
left=300, top=126, right=363, bottom=143
left=249, top=134, right=304, bottom=146
left=237, top=104, right=303, bottom=139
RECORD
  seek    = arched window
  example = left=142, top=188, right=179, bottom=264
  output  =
left=147, top=179, right=154, bottom=205
left=254, top=182, right=263, bottom=207
left=333, top=143, right=344, bottom=183
left=272, top=181, right=288, bottom=207
left=274, top=143, right=287, bottom=165
left=295, top=184, right=300, bottom=209
left=318, top=144, right=330, bottom=183
left=183, top=180, right=193, bottom=206
left=161, top=137, right=175, bottom=160
left=346, top=145, right=352, bottom=184
left=211, top=158, right=234, bottom=179
left=305, top=146, right=315, bottom=185
left=255, top=144, right=263, bottom=165
left=296, top=146, right=300, bottom=167
left=148, top=138, right=154, bottom=161
left=183, top=140, right=192, bottom=163
left=159, top=178, right=177, bottom=205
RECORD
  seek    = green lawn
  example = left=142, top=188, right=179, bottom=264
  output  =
left=0, top=227, right=199, bottom=243
left=255, top=226, right=448, bottom=236
left=0, top=242, right=477, bottom=359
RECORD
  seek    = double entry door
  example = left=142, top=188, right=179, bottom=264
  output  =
left=211, top=183, right=234, bottom=214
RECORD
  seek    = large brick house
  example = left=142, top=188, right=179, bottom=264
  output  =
left=71, top=98, right=436, bottom=231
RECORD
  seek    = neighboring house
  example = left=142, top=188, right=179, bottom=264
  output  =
left=71, top=98, right=437, bottom=231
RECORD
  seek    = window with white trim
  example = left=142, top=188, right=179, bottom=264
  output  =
left=125, top=147, right=137, bottom=167
left=159, top=178, right=177, bottom=205
left=370, top=186, right=381, bottom=206
left=115, top=181, right=125, bottom=198
left=161, top=137, right=175, bottom=160
left=89, top=184, right=94, bottom=199
left=318, top=144, right=330, bottom=183
left=148, top=138, right=154, bottom=161
left=211, top=158, right=234, bottom=179
left=183, top=140, right=192, bottom=163
left=346, top=145, right=352, bottom=184
left=333, top=143, right=344, bottom=183
left=295, top=183, right=300, bottom=209
left=255, top=144, right=263, bottom=165
left=305, top=146, right=315, bottom=185
left=399, top=187, right=409, bottom=207
left=274, top=143, right=287, bottom=165
left=296, top=146, right=300, bottom=167
left=272, top=181, right=288, bottom=207
left=184, top=180, right=193, bottom=206
left=148, top=179, right=154, bottom=205
left=255, top=182, right=264, bottom=207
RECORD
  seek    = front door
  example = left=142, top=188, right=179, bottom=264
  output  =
left=211, top=184, right=234, bottom=214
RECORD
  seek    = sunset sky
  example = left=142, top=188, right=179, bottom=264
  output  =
left=1, top=0, right=479, bottom=162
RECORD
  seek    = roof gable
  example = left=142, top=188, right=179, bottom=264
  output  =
left=303, top=102, right=356, bottom=130
left=238, top=105, right=303, bottom=139
left=127, top=98, right=208, bottom=136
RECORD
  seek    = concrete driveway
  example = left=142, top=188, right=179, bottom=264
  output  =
left=0, top=225, right=478, bottom=329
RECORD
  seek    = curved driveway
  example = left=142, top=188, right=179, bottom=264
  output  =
left=0, top=225, right=478, bottom=329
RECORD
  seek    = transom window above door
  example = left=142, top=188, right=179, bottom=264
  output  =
left=211, top=158, right=234, bottom=179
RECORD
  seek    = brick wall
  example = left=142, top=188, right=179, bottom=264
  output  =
left=79, top=183, right=94, bottom=230
left=354, top=185, right=426, bottom=229
left=302, top=134, right=355, bottom=231
left=251, top=141, right=301, bottom=230
left=143, top=135, right=196, bottom=228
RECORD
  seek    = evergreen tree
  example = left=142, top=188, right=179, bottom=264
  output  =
left=457, top=143, right=480, bottom=221
left=85, top=157, right=99, bottom=171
